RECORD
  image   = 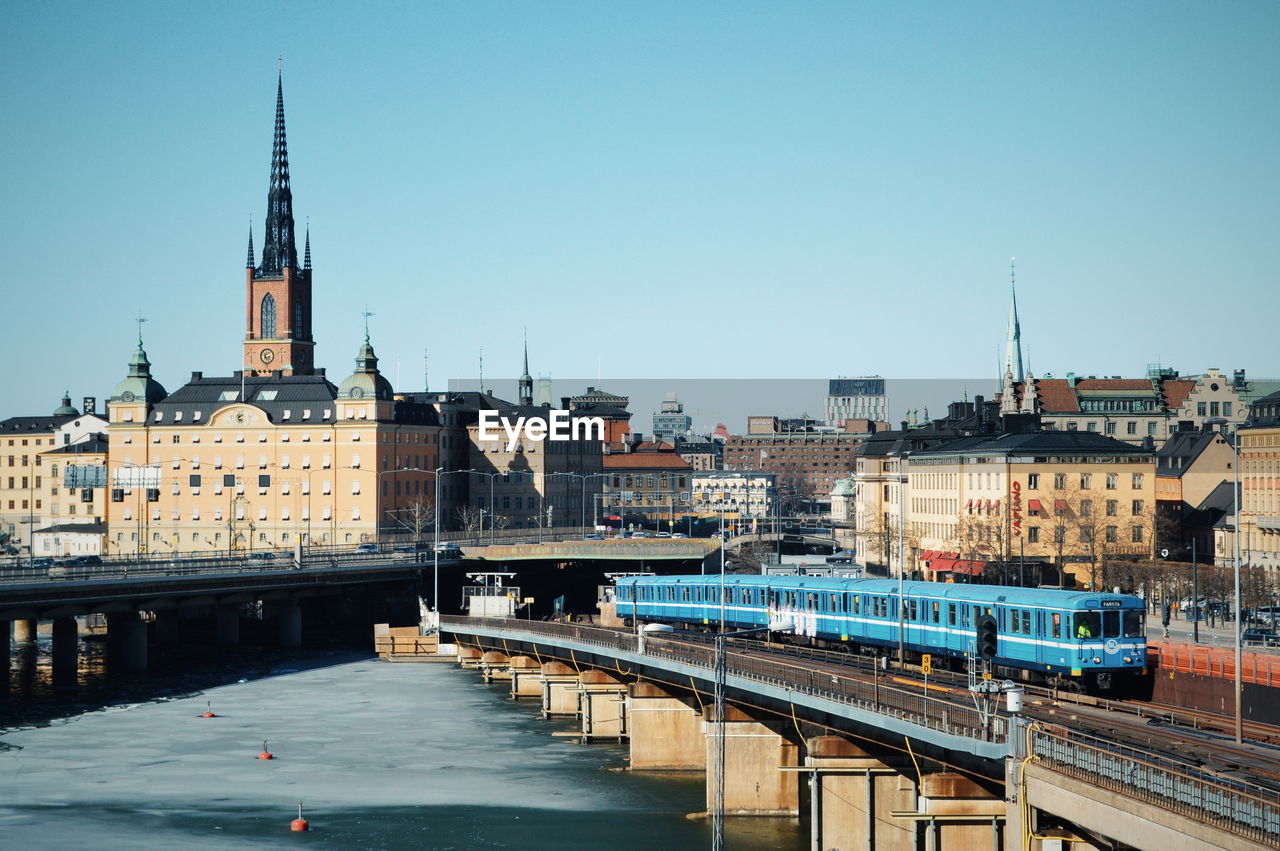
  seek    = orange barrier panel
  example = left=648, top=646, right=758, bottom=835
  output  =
left=1149, top=641, right=1280, bottom=687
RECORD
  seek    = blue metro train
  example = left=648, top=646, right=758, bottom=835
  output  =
left=614, top=574, right=1148, bottom=692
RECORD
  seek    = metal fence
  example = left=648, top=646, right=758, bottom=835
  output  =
left=444, top=616, right=1000, bottom=743
left=1030, top=725, right=1280, bottom=847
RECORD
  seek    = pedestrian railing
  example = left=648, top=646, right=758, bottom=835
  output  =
left=1029, top=725, right=1280, bottom=847
left=443, top=616, right=1002, bottom=744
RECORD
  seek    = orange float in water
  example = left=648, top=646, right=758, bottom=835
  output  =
left=291, top=802, right=309, bottom=831
left=201, top=701, right=216, bottom=718
left=257, top=739, right=274, bottom=760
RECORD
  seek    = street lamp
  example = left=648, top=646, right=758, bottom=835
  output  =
left=1206, top=417, right=1243, bottom=744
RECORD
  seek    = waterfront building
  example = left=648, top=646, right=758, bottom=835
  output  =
left=601, top=439, right=691, bottom=528
left=690, top=470, right=775, bottom=518
left=1234, top=390, right=1280, bottom=573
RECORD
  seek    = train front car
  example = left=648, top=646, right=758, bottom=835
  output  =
left=1068, top=593, right=1147, bottom=693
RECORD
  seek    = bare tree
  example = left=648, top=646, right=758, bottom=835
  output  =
left=389, top=496, right=435, bottom=542
left=455, top=504, right=484, bottom=540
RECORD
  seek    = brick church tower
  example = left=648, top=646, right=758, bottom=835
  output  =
left=243, top=74, right=314, bottom=375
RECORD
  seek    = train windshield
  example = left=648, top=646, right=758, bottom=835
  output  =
left=1074, top=612, right=1101, bottom=639
left=1123, top=611, right=1144, bottom=638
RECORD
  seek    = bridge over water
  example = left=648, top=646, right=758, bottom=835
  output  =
left=436, top=615, right=1280, bottom=851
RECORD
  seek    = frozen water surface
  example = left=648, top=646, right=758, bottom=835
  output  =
left=0, top=658, right=804, bottom=849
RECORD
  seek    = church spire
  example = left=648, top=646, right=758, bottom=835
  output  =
left=519, top=330, right=533, bottom=406
left=303, top=224, right=311, bottom=270
left=246, top=223, right=255, bottom=268
left=1003, top=257, right=1024, bottom=383
left=258, top=72, right=298, bottom=276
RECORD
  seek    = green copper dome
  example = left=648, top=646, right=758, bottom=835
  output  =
left=109, top=336, right=168, bottom=405
left=52, top=391, right=79, bottom=417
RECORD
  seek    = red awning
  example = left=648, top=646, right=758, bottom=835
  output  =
left=921, top=549, right=938, bottom=561
left=952, top=560, right=986, bottom=575
left=1054, top=499, right=1068, bottom=511
left=941, top=551, right=959, bottom=559
left=964, top=499, right=973, bottom=511
left=930, top=557, right=958, bottom=573
left=1028, top=499, right=1044, bottom=511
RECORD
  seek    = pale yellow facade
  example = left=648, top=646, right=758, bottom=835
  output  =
left=1238, top=422, right=1280, bottom=573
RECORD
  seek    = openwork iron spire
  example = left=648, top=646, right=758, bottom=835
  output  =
left=246, top=223, right=255, bottom=268
left=303, top=224, right=311, bottom=270
left=258, top=73, right=298, bottom=276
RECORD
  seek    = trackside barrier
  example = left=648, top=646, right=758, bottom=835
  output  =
left=1150, top=642, right=1280, bottom=688
left=444, top=616, right=1000, bottom=743
left=1030, top=725, right=1280, bottom=847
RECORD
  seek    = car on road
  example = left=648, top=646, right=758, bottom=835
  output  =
left=30, top=558, right=54, bottom=569
left=582, top=534, right=603, bottom=540
left=434, top=542, right=462, bottom=553
left=356, top=543, right=379, bottom=554
left=671, top=533, right=688, bottom=538
left=655, top=531, right=671, bottom=538
left=1243, top=628, right=1280, bottom=647
left=247, top=552, right=277, bottom=561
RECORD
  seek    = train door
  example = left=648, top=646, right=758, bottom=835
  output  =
left=1101, top=606, right=1124, bottom=667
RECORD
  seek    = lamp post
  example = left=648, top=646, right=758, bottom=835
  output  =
left=893, top=450, right=908, bottom=666
left=1207, top=417, right=1244, bottom=743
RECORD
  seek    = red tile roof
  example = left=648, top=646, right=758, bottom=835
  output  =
left=1075, top=379, right=1152, bottom=391
left=1023, top=378, right=1079, bottom=413
left=603, top=454, right=691, bottom=470
left=1162, top=380, right=1196, bottom=410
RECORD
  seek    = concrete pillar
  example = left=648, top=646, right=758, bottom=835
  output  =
left=705, top=704, right=803, bottom=816
left=508, top=655, right=543, bottom=699
left=578, top=670, right=629, bottom=741
left=13, top=619, right=38, bottom=643
left=52, top=617, right=79, bottom=678
left=456, top=646, right=483, bottom=669
left=215, top=605, right=240, bottom=646
left=277, top=602, right=302, bottom=648
left=153, top=609, right=182, bottom=644
left=628, top=682, right=706, bottom=770
left=120, top=615, right=148, bottom=672
left=480, top=651, right=511, bottom=683
left=805, top=736, right=918, bottom=850
left=539, top=661, right=582, bottom=718
left=916, top=772, right=1003, bottom=850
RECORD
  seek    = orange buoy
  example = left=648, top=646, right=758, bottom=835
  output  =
left=257, top=739, right=274, bottom=760
left=201, top=701, right=216, bottom=718
left=290, top=802, right=309, bottom=832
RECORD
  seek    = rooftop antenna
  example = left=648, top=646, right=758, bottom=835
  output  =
left=423, top=348, right=429, bottom=393
left=479, top=347, right=484, bottom=395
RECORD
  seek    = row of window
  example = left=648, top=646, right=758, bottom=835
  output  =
left=1024, top=525, right=1145, bottom=544
left=1027, top=472, right=1144, bottom=490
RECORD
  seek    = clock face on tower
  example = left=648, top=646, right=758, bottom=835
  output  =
left=260, top=348, right=275, bottom=365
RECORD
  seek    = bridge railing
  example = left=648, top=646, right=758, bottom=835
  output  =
left=1029, top=725, right=1280, bottom=847
left=444, top=616, right=1000, bottom=743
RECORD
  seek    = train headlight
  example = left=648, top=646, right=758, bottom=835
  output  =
left=1123, top=655, right=1132, bottom=664
left=1093, top=657, right=1102, bottom=664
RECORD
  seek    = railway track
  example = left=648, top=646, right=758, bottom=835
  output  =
left=678, top=631, right=1280, bottom=789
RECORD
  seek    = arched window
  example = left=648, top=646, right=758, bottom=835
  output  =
left=261, top=294, right=277, bottom=338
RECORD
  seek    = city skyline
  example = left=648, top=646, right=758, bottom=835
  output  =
left=2, top=2, right=1278, bottom=410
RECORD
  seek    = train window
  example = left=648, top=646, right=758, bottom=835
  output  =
left=1123, top=611, right=1143, bottom=638
left=853, top=595, right=860, bottom=615
left=960, top=605, right=970, bottom=628
left=1074, top=612, right=1101, bottom=639
left=948, top=604, right=956, bottom=626
left=931, top=602, right=940, bottom=624
left=1103, top=611, right=1119, bottom=638
left=998, top=608, right=1006, bottom=630
left=808, top=593, right=819, bottom=611
left=1009, top=610, right=1020, bottom=634
left=1051, top=612, right=1061, bottom=638
left=829, top=593, right=839, bottom=613
left=1022, top=610, right=1031, bottom=634
left=908, top=599, right=918, bottom=621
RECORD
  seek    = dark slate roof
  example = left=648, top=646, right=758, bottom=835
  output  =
left=0, top=414, right=79, bottom=433
left=1245, top=389, right=1280, bottom=428
left=149, top=372, right=339, bottom=425
left=914, top=429, right=1151, bottom=458
left=34, top=522, right=108, bottom=535
left=1155, top=429, right=1223, bottom=477
left=42, top=434, right=109, bottom=455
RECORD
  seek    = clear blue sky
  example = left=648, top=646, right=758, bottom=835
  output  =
left=1, top=1, right=1277, bottom=416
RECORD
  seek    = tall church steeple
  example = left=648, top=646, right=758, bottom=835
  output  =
left=243, top=71, right=314, bottom=376
left=518, top=331, right=534, bottom=406
left=1003, top=257, right=1024, bottom=384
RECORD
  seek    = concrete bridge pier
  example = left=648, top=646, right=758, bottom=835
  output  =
left=805, top=735, right=916, bottom=850
left=51, top=617, right=79, bottom=678
left=508, top=655, right=543, bottom=699
left=153, top=609, right=182, bottom=645
left=457, top=646, right=484, bottom=669
left=539, top=661, right=582, bottom=718
left=627, top=682, right=706, bottom=770
left=277, top=601, right=302, bottom=648
left=576, top=670, right=629, bottom=741
left=215, top=605, right=240, bottom=646
left=13, top=618, right=38, bottom=643
left=480, top=651, right=511, bottom=683
left=705, top=704, right=803, bottom=817
left=106, top=612, right=148, bottom=672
